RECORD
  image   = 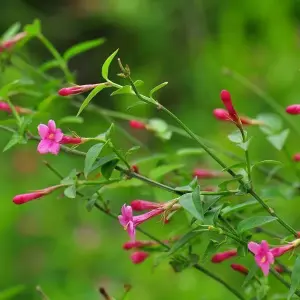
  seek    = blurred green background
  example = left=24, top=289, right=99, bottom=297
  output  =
left=1, top=0, right=300, bottom=299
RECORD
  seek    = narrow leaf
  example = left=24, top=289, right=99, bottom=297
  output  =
left=84, top=143, right=106, bottom=177
left=2, top=22, right=21, bottom=41
left=237, top=216, right=277, bottom=233
left=192, top=185, right=204, bottom=221
left=58, top=116, right=84, bottom=126
left=243, top=264, right=259, bottom=287
left=150, top=82, right=168, bottom=98
left=288, top=256, right=300, bottom=299
left=102, top=49, right=119, bottom=80
left=149, top=164, right=184, bottom=180
left=202, top=240, right=222, bottom=263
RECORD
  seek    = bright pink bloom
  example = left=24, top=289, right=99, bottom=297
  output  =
left=0, top=32, right=27, bottom=52
left=193, top=169, right=223, bottom=179
left=271, top=244, right=294, bottom=257
left=0, top=101, right=32, bottom=114
left=220, top=90, right=239, bottom=123
left=118, top=204, right=163, bottom=241
left=37, top=120, right=63, bottom=155
left=58, top=84, right=99, bottom=96
left=130, top=251, right=149, bottom=264
left=131, top=200, right=161, bottom=211
left=211, top=249, right=237, bottom=263
left=129, top=120, right=146, bottom=129
left=13, top=185, right=61, bottom=205
left=293, top=154, right=300, bottom=162
left=230, top=264, right=249, bottom=275
left=248, top=240, right=274, bottom=276
left=286, top=105, right=300, bottom=115
left=123, top=240, right=156, bottom=250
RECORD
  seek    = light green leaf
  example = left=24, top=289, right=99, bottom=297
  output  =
left=251, top=160, right=282, bottom=171
left=102, top=49, right=119, bottom=80
left=38, top=95, right=57, bottom=112
left=58, top=116, right=84, bottom=126
left=288, top=256, right=300, bottom=299
left=134, top=80, right=144, bottom=87
left=221, top=200, right=258, bottom=216
left=2, top=22, right=21, bottom=41
left=228, top=130, right=244, bottom=144
left=256, top=113, right=282, bottom=135
left=101, top=159, right=119, bottom=179
left=176, top=148, right=205, bottom=156
left=39, top=59, right=61, bottom=72
left=24, top=19, right=41, bottom=36
left=84, top=143, right=106, bottom=177
left=64, top=38, right=105, bottom=61
left=218, top=175, right=243, bottom=191
left=192, top=185, right=204, bottom=221
left=0, top=285, right=25, bottom=300
left=150, top=82, right=168, bottom=99
left=3, top=133, right=23, bottom=152
left=237, top=138, right=252, bottom=151
left=64, top=185, right=77, bottom=199
left=179, top=193, right=204, bottom=221
left=237, top=216, right=277, bottom=233
left=149, top=164, right=184, bottom=180
left=148, top=118, right=168, bottom=132
left=77, top=84, right=106, bottom=116
left=266, top=129, right=290, bottom=151
left=86, top=194, right=98, bottom=212
left=111, top=85, right=133, bottom=96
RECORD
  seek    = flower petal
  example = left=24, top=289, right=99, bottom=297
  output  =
left=127, top=221, right=136, bottom=241
left=48, top=120, right=56, bottom=132
left=38, top=124, right=49, bottom=139
left=260, top=262, right=270, bottom=276
left=261, top=240, right=269, bottom=252
left=125, top=205, right=133, bottom=219
left=267, top=252, right=274, bottom=264
left=54, top=129, right=63, bottom=142
left=118, top=215, right=126, bottom=227
left=37, top=140, right=51, bottom=154
left=48, top=142, right=60, bottom=155
left=248, top=242, right=260, bottom=255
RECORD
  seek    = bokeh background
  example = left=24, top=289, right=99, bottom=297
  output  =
left=1, top=0, right=300, bottom=299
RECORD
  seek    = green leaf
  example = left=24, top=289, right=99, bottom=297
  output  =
left=0, top=285, right=25, bottom=300
left=58, top=116, right=84, bottom=126
left=228, top=130, right=244, bottom=144
left=256, top=113, right=283, bottom=135
left=134, top=80, right=144, bottom=87
left=148, top=118, right=168, bottom=132
left=288, top=256, right=300, bottom=299
left=168, top=229, right=203, bottom=255
left=243, top=264, right=259, bottom=287
left=179, top=193, right=204, bottom=221
left=84, top=143, right=106, bottom=178
left=39, top=59, right=61, bottom=72
left=149, top=164, right=184, bottom=180
left=3, top=133, right=23, bottom=152
left=90, top=154, right=118, bottom=172
left=237, top=216, right=277, bottom=233
left=221, top=200, right=258, bottom=216
left=64, top=185, right=77, bottom=199
left=2, top=22, right=21, bottom=41
left=237, top=138, right=252, bottom=151
left=125, top=145, right=140, bottom=158
left=202, top=240, right=223, bottom=263
left=24, top=19, right=41, bottom=36
left=222, top=162, right=246, bottom=172
left=63, top=38, right=105, bottom=61
left=77, top=84, right=106, bottom=116
left=192, top=185, right=204, bottom=221
left=38, top=95, right=57, bottom=112
left=251, top=160, right=282, bottom=171
left=176, top=148, right=205, bottom=156
left=60, top=169, right=77, bottom=185
left=218, top=175, right=243, bottom=191
left=86, top=194, right=98, bottom=212
left=111, top=85, right=133, bottom=96
left=150, top=82, right=168, bottom=99
left=101, top=159, right=119, bottom=179
left=266, top=129, right=290, bottom=151
left=102, top=49, right=119, bottom=80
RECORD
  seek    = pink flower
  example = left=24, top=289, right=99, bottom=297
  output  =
left=220, top=90, right=239, bottom=123
left=118, top=204, right=163, bottom=241
left=230, top=264, right=249, bottom=275
left=130, top=251, right=149, bottom=264
left=211, top=249, right=237, bottom=263
left=37, top=120, right=64, bottom=155
left=129, top=120, right=146, bottom=129
left=286, top=104, right=300, bottom=115
left=0, top=32, right=27, bottom=52
left=131, top=200, right=161, bottom=211
left=60, top=136, right=84, bottom=145
left=293, top=153, right=300, bottom=162
left=248, top=240, right=274, bottom=276
left=193, top=169, right=223, bottom=179
left=0, top=101, right=32, bottom=114
left=123, top=240, right=156, bottom=250
left=271, top=244, right=294, bottom=257
left=13, top=185, right=62, bottom=205
left=58, top=84, right=99, bottom=96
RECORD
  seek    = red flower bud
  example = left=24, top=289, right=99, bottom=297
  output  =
left=274, top=265, right=285, bottom=273
left=220, top=90, right=239, bottom=123
left=286, top=105, right=300, bottom=115
left=60, top=136, right=85, bottom=145
left=0, top=32, right=27, bottom=52
left=0, top=101, right=32, bottom=114
left=123, top=240, right=156, bottom=250
left=211, top=249, right=237, bottom=263
left=193, top=169, right=223, bottom=179
left=231, top=264, right=249, bottom=275
left=293, top=154, right=300, bottom=162
left=130, top=200, right=161, bottom=211
left=130, top=251, right=149, bottom=264
left=58, top=84, right=99, bottom=96
left=129, top=120, right=146, bottom=129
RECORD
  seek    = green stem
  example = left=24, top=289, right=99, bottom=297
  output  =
left=38, top=34, right=74, bottom=82
left=240, top=129, right=252, bottom=186
left=77, top=179, right=120, bottom=186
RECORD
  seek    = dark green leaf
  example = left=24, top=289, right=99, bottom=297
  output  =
left=84, top=143, right=106, bottom=177
left=77, top=84, right=106, bottom=116
left=202, top=239, right=222, bottom=262
left=2, top=22, right=21, bottom=41
left=266, top=129, right=290, bottom=151
left=90, top=154, right=118, bottom=172
left=237, top=216, right=277, bottom=233
left=102, top=49, right=119, bottom=80
left=179, top=193, right=204, bottom=221
left=221, top=200, right=258, bottom=216
left=150, top=82, right=168, bottom=98
left=64, top=185, right=76, bottom=199
left=174, top=185, right=193, bottom=193
left=101, top=159, right=119, bottom=179
left=149, top=164, right=184, bottom=180
left=63, top=38, right=105, bottom=61
left=0, top=285, right=25, bottom=300
left=288, top=256, right=300, bottom=299
left=218, top=175, right=243, bottom=191
left=192, top=185, right=204, bottom=221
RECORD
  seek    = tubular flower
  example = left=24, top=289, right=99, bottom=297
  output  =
left=123, top=240, right=156, bottom=250
left=230, top=264, right=249, bottom=275
left=58, top=84, right=100, bottom=96
left=293, top=153, right=300, bottom=162
left=286, top=105, right=300, bottom=115
left=248, top=240, right=274, bottom=276
left=213, top=108, right=263, bottom=125
left=131, top=199, right=181, bottom=212
left=60, top=136, right=85, bottom=145
left=0, top=32, right=27, bottom=52
left=220, top=90, right=239, bottom=124
left=0, top=101, right=32, bottom=114
left=270, top=244, right=294, bottom=258
left=130, top=251, right=149, bottom=264
left=13, top=185, right=62, bottom=205
left=129, top=120, right=146, bottom=129
left=193, top=169, right=224, bottom=179
left=211, top=249, right=237, bottom=263
left=118, top=204, right=164, bottom=241
left=37, top=120, right=63, bottom=155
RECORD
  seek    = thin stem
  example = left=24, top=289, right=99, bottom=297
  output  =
left=77, top=179, right=120, bottom=186
left=240, top=129, right=252, bottom=186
